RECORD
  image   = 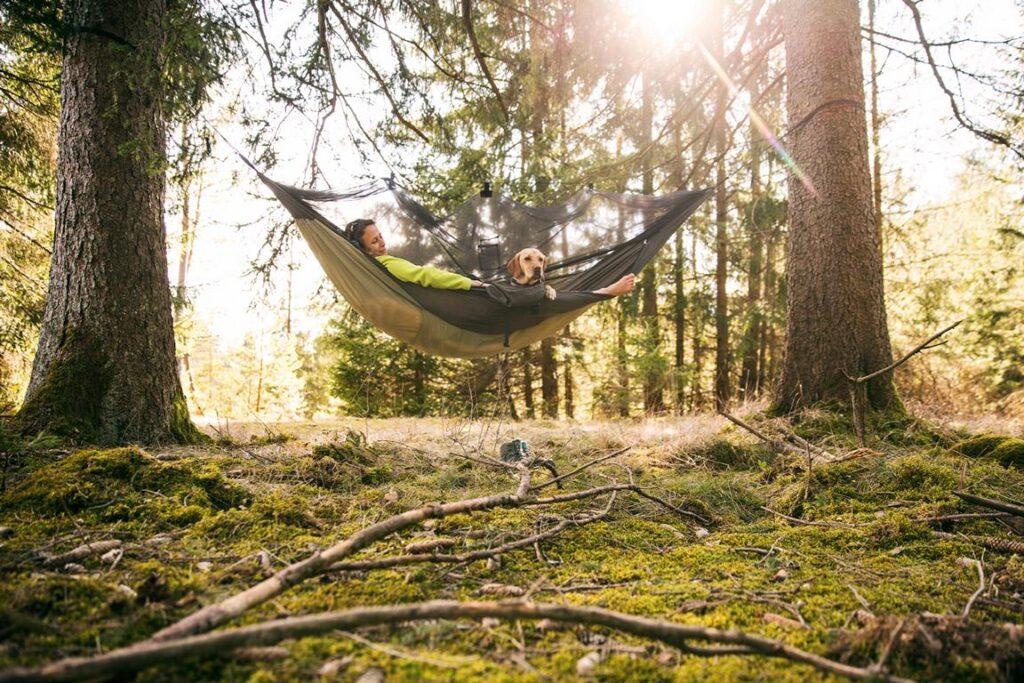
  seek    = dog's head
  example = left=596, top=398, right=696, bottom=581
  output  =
left=506, top=248, right=548, bottom=285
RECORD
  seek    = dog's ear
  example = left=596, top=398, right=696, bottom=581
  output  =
left=506, top=253, right=524, bottom=281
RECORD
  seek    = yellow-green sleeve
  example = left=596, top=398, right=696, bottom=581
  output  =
left=376, top=255, right=472, bottom=290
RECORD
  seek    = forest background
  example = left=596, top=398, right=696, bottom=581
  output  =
left=1, top=0, right=1022, bottom=428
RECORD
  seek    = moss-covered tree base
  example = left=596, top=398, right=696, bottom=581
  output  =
left=15, top=331, right=206, bottom=447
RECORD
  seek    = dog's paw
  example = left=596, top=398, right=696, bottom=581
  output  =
left=544, top=285, right=557, bottom=300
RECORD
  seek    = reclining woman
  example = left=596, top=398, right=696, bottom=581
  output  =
left=345, top=218, right=636, bottom=296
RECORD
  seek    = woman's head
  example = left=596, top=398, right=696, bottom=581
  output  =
left=345, top=219, right=386, bottom=256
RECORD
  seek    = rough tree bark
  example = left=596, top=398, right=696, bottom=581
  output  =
left=775, top=0, right=897, bottom=411
left=17, top=0, right=200, bottom=444
left=867, top=0, right=884, bottom=255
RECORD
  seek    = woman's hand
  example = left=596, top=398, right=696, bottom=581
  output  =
left=470, top=280, right=486, bottom=287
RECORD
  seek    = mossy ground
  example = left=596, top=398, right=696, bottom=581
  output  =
left=2, top=415, right=1024, bottom=681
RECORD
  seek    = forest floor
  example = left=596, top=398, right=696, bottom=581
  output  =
left=3, top=410, right=1024, bottom=681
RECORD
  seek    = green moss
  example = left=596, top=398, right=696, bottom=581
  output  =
left=991, top=438, right=1024, bottom=468
left=250, top=492, right=323, bottom=529
left=167, top=394, right=208, bottom=445
left=885, top=453, right=958, bottom=492
left=689, top=438, right=769, bottom=470
left=0, top=447, right=249, bottom=523
left=312, top=430, right=375, bottom=465
left=950, top=434, right=1009, bottom=458
left=5, top=422, right=1024, bottom=682
left=949, top=434, right=1024, bottom=468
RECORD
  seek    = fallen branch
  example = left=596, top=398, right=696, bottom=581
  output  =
left=149, top=470, right=699, bottom=643
left=720, top=412, right=802, bottom=456
left=0, top=600, right=915, bottom=683
left=953, top=491, right=1024, bottom=519
left=148, top=465, right=533, bottom=642
left=333, top=495, right=616, bottom=572
left=917, top=512, right=1011, bottom=524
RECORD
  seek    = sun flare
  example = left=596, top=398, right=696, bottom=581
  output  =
left=623, top=0, right=708, bottom=46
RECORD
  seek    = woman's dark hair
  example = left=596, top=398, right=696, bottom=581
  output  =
left=344, top=218, right=376, bottom=251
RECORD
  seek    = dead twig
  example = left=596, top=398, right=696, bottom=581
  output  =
left=844, top=320, right=962, bottom=445
left=762, top=507, right=861, bottom=529
left=953, top=491, right=1024, bottom=519
left=849, top=320, right=963, bottom=385
left=529, top=447, right=631, bottom=492
left=958, top=557, right=985, bottom=619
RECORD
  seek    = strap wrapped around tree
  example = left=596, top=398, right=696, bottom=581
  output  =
left=260, top=173, right=710, bottom=359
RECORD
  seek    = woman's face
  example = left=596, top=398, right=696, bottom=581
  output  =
left=361, top=224, right=387, bottom=256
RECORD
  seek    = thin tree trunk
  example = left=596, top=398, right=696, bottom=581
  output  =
left=759, top=227, right=777, bottom=391
left=17, top=0, right=199, bottom=444
left=690, top=224, right=704, bottom=411
left=540, top=337, right=557, bottom=419
left=614, top=131, right=630, bottom=417
left=529, top=16, right=557, bottom=419
left=522, top=348, right=535, bottom=419
left=639, top=71, right=664, bottom=415
left=563, top=332, right=575, bottom=419
left=671, top=93, right=688, bottom=414
left=775, top=0, right=897, bottom=411
left=713, top=3, right=730, bottom=411
left=673, top=226, right=686, bottom=414
left=740, top=64, right=765, bottom=399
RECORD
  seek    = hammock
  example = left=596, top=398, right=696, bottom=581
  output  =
left=260, top=172, right=710, bottom=359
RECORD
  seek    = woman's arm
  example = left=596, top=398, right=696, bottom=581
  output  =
left=376, top=255, right=477, bottom=290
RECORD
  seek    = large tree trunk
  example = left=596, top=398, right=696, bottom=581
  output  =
left=17, top=0, right=199, bottom=444
left=775, top=0, right=897, bottom=411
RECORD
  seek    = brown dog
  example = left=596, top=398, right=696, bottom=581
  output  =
left=506, top=248, right=557, bottom=300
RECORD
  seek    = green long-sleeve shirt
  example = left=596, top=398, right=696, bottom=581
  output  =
left=376, top=255, right=472, bottom=290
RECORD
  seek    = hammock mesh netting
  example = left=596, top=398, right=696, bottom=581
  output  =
left=262, top=174, right=710, bottom=358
